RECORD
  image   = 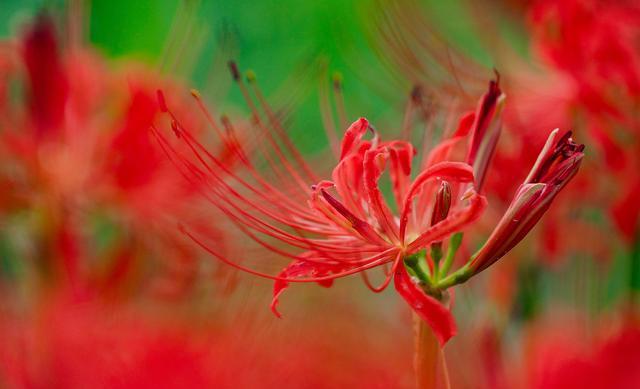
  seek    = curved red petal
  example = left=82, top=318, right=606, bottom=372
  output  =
left=331, top=151, right=368, bottom=219
left=394, top=265, right=457, bottom=346
left=422, top=110, right=475, bottom=169
left=271, top=259, right=337, bottom=318
left=453, top=111, right=475, bottom=137
left=467, top=79, right=503, bottom=166
left=339, top=118, right=369, bottom=160
left=399, top=161, right=475, bottom=240
left=407, top=191, right=487, bottom=252
left=363, top=147, right=400, bottom=242
left=387, top=141, right=415, bottom=211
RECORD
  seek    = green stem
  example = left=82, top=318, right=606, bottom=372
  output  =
left=404, top=251, right=432, bottom=284
left=629, top=235, right=640, bottom=308
left=437, top=264, right=471, bottom=290
left=438, top=232, right=463, bottom=279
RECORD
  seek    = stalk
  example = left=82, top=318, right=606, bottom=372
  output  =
left=413, top=313, right=440, bottom=389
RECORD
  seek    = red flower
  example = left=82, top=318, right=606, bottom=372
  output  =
left=21, top=13, right=69, bottom=137
left=0, top=295, right=413, bottom=389
left=512, top=0, right=640, bottom=244
left=160, top=67, right=581, bottom=345
left=520, top=316, right=640, bottom=389
left=437, top=314, right=640, bottom=389
left=0, top=16, right=218, bottom=299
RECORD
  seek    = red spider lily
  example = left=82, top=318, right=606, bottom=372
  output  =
left=158, top=64, right=581, bottom=345
left=0, top=16, right=221, bottom=298
left=365, top=0, right=617, bottom=267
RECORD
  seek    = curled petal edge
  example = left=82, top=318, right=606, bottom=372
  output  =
left=394, top=264, right=457, bottom=346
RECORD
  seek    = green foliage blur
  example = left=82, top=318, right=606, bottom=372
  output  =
left=0, top=0, right=521, bottom=155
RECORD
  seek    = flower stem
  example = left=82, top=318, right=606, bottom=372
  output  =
left=413, top=312, right=439, bottom=389
left=437, top=264, right=472, bottom=290
left=438, top=232, right=463, bottom=279
left=405, top=251, right=432, bottom=284
left=441, top=348, right=451, bottom=389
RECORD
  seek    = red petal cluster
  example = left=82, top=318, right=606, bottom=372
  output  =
left=161, top=68, right=582, bottom=345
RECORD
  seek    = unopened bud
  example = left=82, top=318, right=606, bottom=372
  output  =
left=430, top=181, right=452, bottom=227
left=430, top=181, right=452, bottom=263
left=469, top=129, right=584, bottom=275
left=466, top=78, right=505, bottom=192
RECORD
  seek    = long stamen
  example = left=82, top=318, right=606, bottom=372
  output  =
left=166, top=132, right=323, bottom=237
left=401, top=85, right=424, bottom=140
left=157, top=91, right=324, bottom=225
left=229, top=61, right=312, bottom=194
left=332, top=72, right=348, bottom=130
left=153, top=121, right=384, bottom=261
left=158, top=0, right=187, bottom=71
left=360, top=250, right=403, bottom=292
left=160, top=0, right=199, bottom=73
left=183, top=225, right=398, bottom=283
left=67, top=0, right=85, bottom=50
left=319, top=72, right=340, bottom=158
left=246, top=71, right=318, bottom=181
left=189, top=89, right=226, bottom=139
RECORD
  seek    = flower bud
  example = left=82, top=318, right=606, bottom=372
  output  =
left=469, top=129, right=584, bottom=274
left=431, top=181, right=452, bottom=227
left=430, top=181, right=452, bottom=262
left=467, top=79, right=505, bottom=192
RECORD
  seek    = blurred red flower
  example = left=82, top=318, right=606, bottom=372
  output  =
left=445, top=314, right=640, bottom=389
left=0, top=15, right=223, bottom=299
left=0, top=296, right=412, bottom=389
left=505, top=0, right=640, bottom=249
left=522, top=317, right=640, bottom=389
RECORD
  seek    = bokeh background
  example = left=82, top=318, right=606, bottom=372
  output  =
left=1, top=1, right=639, bottom=388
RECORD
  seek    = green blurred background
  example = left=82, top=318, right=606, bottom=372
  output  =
left=0, top=0, right=519, bottom=155
left=1, top=0, right=632, bottom=325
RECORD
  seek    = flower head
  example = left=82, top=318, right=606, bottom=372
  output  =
left=162, top=68, right=582, bottom=345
